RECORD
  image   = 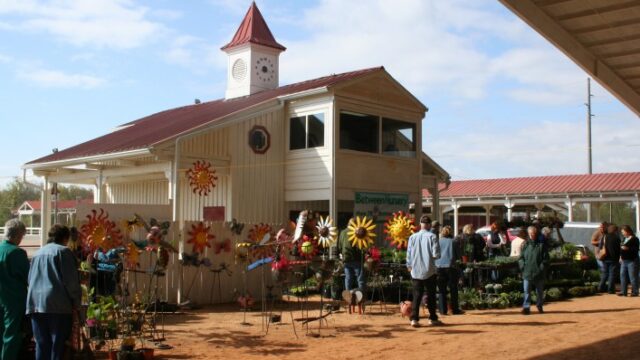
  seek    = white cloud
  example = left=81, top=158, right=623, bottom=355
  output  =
left=18, top=68, right=106, bottom=88
left=263, top=0, right=599, bottom=107
left=0, top=0, right=166, bottom=49
left=277, top=0, right=506, bottom=99
left=426, top=113, right=640, bottom=180
left=163, top=35, right=224, bottom=74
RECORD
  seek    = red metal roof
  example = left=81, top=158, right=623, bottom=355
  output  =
left=20, top=199, right=93, bottom=211
left=27, top=66, right=383, bottom=165
left=423, top=172, right=640, bottom=198
left=221, top=2, right=285, bottom=51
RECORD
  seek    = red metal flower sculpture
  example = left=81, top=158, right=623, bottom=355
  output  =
left=297, top=234, right=319, bottom=259
left=187, top=222, right=215, bottom=254
left=247, top=223, right=274, bottom=261
left=80, top=209, right=123, bottom=252
left=186, top=160, right=218, bottom=196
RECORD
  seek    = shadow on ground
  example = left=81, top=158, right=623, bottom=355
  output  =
left=526, top=329, right=640, bottom=359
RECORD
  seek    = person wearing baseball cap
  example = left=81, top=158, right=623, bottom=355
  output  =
left=406, top=215, right=442, bottom=327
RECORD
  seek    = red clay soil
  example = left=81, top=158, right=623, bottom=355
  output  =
left=143, top=294, right=640, bottom=360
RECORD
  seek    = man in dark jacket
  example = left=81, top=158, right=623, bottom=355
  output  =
left=519, top=226, right=549, bottom=315
left=598, top=224, right=621, bottom=294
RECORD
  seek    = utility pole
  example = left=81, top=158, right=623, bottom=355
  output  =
left=586, top=78, right=594, bottom=223
left=586, top=78, right=593, bottom=174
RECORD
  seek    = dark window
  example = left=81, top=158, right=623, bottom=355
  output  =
left=289, top=113, right=325, bottom=150
left=307, top=113, right=324, bottom=148
left=382, top=118, right=416, bottom=158
left=289, top=116, right=306, bottom=150
left=340, top=111, right=379, bottom=153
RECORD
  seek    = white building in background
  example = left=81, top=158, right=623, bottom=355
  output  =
left=23, top=2, right=449, bottom=246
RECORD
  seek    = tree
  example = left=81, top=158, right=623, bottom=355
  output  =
left=0, top=179, right=93, bottom=227
left=57, top=184, right=93, bottom=201
left=0, top=178, right=40, bottom=226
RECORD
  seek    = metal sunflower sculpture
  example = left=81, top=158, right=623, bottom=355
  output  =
left=125, top=243, right=141, bottom=269
left=80, top=209, right=123, bottom=252
left=186, top=160, right=218, bottom=196
left=347, top=216, right=376, bottom=250
left=315, top=215, right=338, bottom=248
left=384, top=211, right=416, bottom=249
left=187, top=222, right=215, bottom=254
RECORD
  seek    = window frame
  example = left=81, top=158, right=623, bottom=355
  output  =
left=338, top=109, right=418, bottom=159
left=288, top=112, right=326, bottom=151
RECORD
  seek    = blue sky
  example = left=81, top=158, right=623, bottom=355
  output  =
left=1, top=0, right=638, bottom=186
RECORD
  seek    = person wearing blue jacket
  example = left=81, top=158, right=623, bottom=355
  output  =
left=406, top=215, right=441, bottom=328
left=26, top=225, right=82, bottom=360
left=436, top=225, right=464, bottom=315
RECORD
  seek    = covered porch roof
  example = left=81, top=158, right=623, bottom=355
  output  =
left=423, top=172, right=640, bottom=234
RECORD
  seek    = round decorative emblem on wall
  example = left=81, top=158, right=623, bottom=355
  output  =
left=248, top=125, right=270, bottom=154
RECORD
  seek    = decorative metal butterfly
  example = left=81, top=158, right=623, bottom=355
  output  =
left=214, top=238, right=232, bottom=254
left=228, top=218, right=244, bottom=236
left=181, top=252, right=201, bottom=267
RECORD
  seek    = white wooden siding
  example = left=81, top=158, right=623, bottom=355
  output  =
left=229, top=109, right=285, bottom=223
left=105, top=180, right=170, bottom=205
left=178, top=175, right=231, bottom=222
left=180, top=127, right=230, bottom=158
left=284, top=99, right=333, bottom=202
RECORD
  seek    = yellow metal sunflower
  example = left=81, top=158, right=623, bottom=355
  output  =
left=347, top=216, right=376, bottom=250
left=384, top=211, right=416, bottom=249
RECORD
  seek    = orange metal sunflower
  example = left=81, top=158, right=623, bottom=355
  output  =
left=186, top=160, right=218, bottom=196
left=80, top=208, right=123, bottom=252
left=187, top=222, right=215, bottom=254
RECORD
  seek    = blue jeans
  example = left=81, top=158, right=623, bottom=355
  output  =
left=31, top=313, right=72, bottom=360
left=344, top=262, right=365, bottom=291
left=599, top=260, right=619, bottom=293
left=523, top=278, right=545, bottom=309
left=620, top=259, right=639, bottom=295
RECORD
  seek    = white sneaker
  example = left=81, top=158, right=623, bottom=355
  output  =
left=410, top=320, right=420, bottom=328
left=429, top=319, right=443, bottom=326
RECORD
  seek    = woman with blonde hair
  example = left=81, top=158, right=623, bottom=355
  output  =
left=436, top=226, right=464, bottom=315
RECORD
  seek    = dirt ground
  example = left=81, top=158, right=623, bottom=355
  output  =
left=144, top=294, right=639, bottom=360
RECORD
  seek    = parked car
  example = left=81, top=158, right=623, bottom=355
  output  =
left=476, top=226, right=520, bottom=243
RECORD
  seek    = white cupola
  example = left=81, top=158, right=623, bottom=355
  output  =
left=221, top=2, right=286, bottom=100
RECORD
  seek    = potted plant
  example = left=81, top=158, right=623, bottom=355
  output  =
left=86, top=295, right=119, bottom=340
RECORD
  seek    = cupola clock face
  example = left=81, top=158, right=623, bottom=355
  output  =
left=255, top=57, right=275, bottom=83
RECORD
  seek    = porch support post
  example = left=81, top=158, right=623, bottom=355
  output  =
left=565, top=197, right=574, bottom=223
left=40, top=178, right=51, bottom=247
left=94, top=170, right=104, bottom=204
left=484, top=205, right=492, bottom=226
left=634, top=194, right=640, bottom=235
left=453, top=201, right=460, bottom=236
left=172, top=142, right=184, bottom=304
left=505, top=199, right=514, bottom=222
left=586, top=203, right=592, bottom=223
